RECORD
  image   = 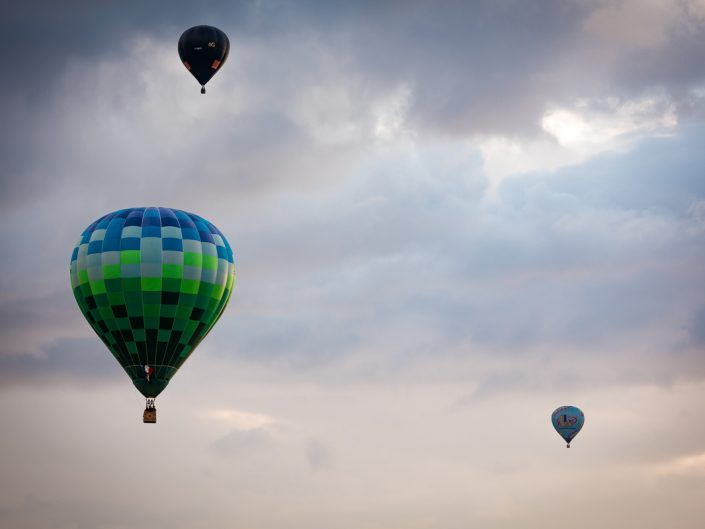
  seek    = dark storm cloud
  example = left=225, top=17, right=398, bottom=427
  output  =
left=0, top=0, right=256, bottom=207
left=614, top=15, right=705, bottom=99
left=229, top=0, right=705, bottom=135
left=5, top=1, right=705, bottom=134
left=1, top=1, right=246, bottom=87
left=4, top=0, right=705, bottom=207
left=311, top=0, right=591, bottom=136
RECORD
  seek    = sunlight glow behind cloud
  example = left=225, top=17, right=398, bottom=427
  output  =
left=542, top=95, right=677, bottom=150
left=202, top=408, right=278, bottom=430
left=478, top=93, right=680, bottom=194
left=651, top=452, right=705, bottom=476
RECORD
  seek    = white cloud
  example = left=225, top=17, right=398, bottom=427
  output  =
left=373, top=83, right=413, bottom=142
left=201, top=407, right=278, bottom=430
left=479, top=93, right=678, bottom=195
left=650, top=452, right=705, bottom=476
left=478, top=135, right=583, bottom=193
left=542, top=95, right=677, bottom=151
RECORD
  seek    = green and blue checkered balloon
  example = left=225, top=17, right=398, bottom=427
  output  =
left=70, top=207, right=236, bottom=399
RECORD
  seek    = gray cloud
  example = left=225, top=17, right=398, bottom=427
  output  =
left=507, top=128, right=705, bottom=215
left=688, top=306, right=705, bottom=345
left=4, top=1, right=705, bottom=210
left=201, top=125, right=704, bottom=384
left=306, top=438, right=333, bottom=471
left=3, top=126, right=703, bottom=391
left=0, top=336, right=122, bottom=389
left=0, top=495, right=173, bottom=529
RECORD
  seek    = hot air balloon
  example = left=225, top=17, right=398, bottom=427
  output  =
left=178, top=25, right=230, bottom=94
left=70, top=207, right=236, bottom=423
left=551, top=406, right=584, bottom=447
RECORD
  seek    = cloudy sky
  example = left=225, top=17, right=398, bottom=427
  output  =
left=1, top=1, right=705, bottom=527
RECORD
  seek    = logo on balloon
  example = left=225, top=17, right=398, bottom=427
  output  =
left=208, top=41, right=216, bottom=47
left=557, top=415, right=578, bottom=427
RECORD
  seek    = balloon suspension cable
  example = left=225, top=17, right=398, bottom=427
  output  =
left=201, top=86, right=206, bottom=94
left=146, top=398, right=155, bottom=409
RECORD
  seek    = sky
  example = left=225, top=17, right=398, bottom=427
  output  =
left=1, top=0, right=705, bottom=527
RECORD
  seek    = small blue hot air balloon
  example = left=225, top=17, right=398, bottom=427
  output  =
left=551, top=406, right=584, bottom=448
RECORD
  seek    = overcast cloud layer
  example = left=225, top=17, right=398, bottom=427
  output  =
left=1, top=2, right=704, bottom=528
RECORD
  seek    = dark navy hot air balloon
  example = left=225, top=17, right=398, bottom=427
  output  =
left=178, top=25, right=230, bottom=94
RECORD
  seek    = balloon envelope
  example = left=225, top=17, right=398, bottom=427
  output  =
left=70, top=207, right=236, bottom=398
left=178, top=25, right=230, bottom=91
left=551, top=406, right=584, bottom=446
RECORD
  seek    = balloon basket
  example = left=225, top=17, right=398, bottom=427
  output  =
left=143, top=398, right=157, bottom=424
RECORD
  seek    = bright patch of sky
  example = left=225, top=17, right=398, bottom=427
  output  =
left=479, top=93, right=678, bottom=195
